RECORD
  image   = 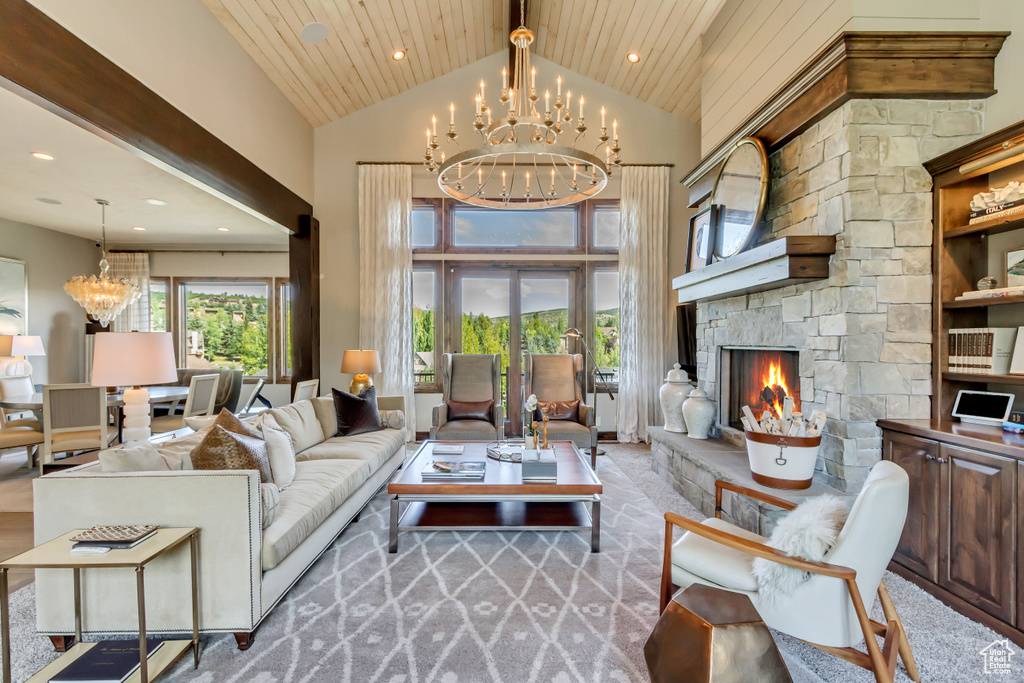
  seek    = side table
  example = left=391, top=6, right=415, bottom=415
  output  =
left=0, top=527, right=200, bottom=683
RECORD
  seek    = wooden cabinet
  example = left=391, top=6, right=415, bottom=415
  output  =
left=939, top=445, right=1016, bottom=623
left=881, top=424, right=1022, bottom=643
left=885, top=432, right=940, bottom=581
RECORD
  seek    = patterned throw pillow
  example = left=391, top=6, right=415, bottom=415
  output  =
left=379, top=410, right=406, bottom=430
left=190, top=425, right=273, bottom=483
left=211, top=407, right=260, bottom=439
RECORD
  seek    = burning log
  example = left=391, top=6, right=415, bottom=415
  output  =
left=759, top=383, right=788, bottom=417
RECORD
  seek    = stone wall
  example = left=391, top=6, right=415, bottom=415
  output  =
left=697, top=99, right=985, bottom=491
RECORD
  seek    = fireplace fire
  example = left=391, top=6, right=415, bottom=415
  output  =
left=723, top=348, right=800, bottom=430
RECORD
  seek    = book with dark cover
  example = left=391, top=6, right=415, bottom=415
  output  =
left=49, top=639, right=164, bottom=683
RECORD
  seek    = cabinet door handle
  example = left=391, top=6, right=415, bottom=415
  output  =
left=924, top=454, right=936, bottom=461
left=936, top=457, right=948, bottom=464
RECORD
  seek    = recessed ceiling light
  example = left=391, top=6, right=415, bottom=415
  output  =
left=626, top=52, right=640, bottom=64
left=301, top=22, right=329, bottom=44
left=392, top=49, right=406, bottom=61
left=31, top=152, right=54, bottom=161
left=142, top=198, right=166, bottom=206
left=35, top=197, right=61, bottom=205
left=132, top=226, right=146, bottom=231
left=217, top=227, right=230, bottom=232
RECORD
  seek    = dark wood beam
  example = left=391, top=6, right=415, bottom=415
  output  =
left=682, top=31, right=1008, bottom=207
left=0, top=0, right=311, bottom=234
left=508, top=0, right=527, bottom=74
left=290, top=215, right=320, bottom=388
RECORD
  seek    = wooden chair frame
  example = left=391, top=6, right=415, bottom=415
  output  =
left=660, top=480, right=920, bottom=683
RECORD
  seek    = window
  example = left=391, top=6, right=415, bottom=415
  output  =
left=450, top=205, right=579, bottom=250
left=591, top=202, right=621, bottom=250
left=412, top=265, right=441, bottom=390
left=149, top=278, right=168, bottom=332
left=277, top=280, right=292, bottom=382
left=180, top=280, right=271, bottom=377
left=412, top=200, right=441, bottom=252
left=592, top=268, right=620, bottom=386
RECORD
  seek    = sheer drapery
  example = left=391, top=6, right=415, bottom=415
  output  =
left=358, top=164, right=415, bottom=435
left=108, top=252, right=150, bottom=333
left=617, top=166, right=671, bottom=443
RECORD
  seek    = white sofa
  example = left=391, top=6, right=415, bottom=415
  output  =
left=33, top=395, right=407, bottom=650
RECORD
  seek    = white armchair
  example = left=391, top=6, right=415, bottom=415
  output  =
left=660, top=461, right=918, bottom=683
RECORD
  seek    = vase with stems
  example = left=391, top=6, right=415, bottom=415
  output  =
left=524, top=393, right=538, bottom=449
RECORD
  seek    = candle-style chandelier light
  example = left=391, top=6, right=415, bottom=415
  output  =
left=423, top=0, right=621, bottom=209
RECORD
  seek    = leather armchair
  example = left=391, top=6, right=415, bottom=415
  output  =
left=523, top=354, right=598, bottom=466
left=430, top=353, right=503, bottom=441
left=659, top=461, right=919, bottom=683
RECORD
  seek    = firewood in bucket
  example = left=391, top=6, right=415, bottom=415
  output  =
left=742, top=405, right=763, bottom=432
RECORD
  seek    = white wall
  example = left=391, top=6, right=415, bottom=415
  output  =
left=0, top=218, right=97, bottom=384
left=700, top=0, right=992, bottom=155
left=314, top=52, right=702, bottom=430
left=28, top=0, right=314, bottom=203
left=148, top=250, right=291, bottom=406
left=980, top=0, right=1024, bottom=135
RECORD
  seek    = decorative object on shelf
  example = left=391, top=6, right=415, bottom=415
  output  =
left=659, top=363, right=694, bottom=434
left=1006, top=246, right=1024, bottom=287
left=421, top=0, right=619, bottom=209
left=954, top=284, right=1024, bottom=301
left=682, top=386, right=715, bottom=440
left=524, top=393, right=538, bottom=448
left=685, top=205, right=720, bottom=272
left=0, top=334, right=44, bottom=377
left=712, top=136, right=769, bottom=259
left=969, top=180, right=1024, bottom=225
left=0, top=256, right=26, bottom=336
left=341, top=349, right=381, bottom=395
left=90, top=332, right=178, bottom=444
left=950, top=389, right=1014, bottom=426
left=63, top=200, right=142, bottom=327
left=485, top=441, right=523, bottom=462
left=977, top=275, right=999, bottom=290
left=541, top=407, right=550, bottom=449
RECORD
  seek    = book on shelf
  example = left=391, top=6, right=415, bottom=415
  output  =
left=1010, top=327, right=1024, bottom=375
left=968, top=198, right=1024, bottom=224
left=70, top=525, right=158, bottom=544
left=48, top=638, right=164, bottom=683
left=954, top=285, right=1024, bottom=301
left=949, top=327, right=1018, bottom=374
left=72, top=530, right=157, bottom=551
left=420, top=460, right=486, bottom=479
left=430, top=444, right=465, bottom=455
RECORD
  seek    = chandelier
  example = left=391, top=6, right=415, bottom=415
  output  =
left=423, top=0, right=621, bottom=209
left=64, top=199, right=141, bottom=327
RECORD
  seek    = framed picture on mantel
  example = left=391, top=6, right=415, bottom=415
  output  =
left=685, top=205, right=720, bottom=273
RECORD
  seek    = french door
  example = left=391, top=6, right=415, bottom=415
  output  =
left=449, top=265, right=580, bottom=436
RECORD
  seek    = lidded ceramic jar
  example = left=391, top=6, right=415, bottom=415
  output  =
left=682, top=385, right=716, bottom=440
left=659, top=363, right=694, bottom=434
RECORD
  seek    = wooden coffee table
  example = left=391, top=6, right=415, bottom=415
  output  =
left=388, top=441, right=602, bottom=553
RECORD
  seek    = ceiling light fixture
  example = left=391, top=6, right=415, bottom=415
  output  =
left=142, top=198, right=166, bottom=206
left=422, top=0, right=620, bottom=209
left=300, top=22, right=329, bottom=44
left=217, top=227, right=230, bottom=232
left=132, top=226, right=146, bottom=231
left=31, top=152, right=54, bottom=160
left=63, top=200, right=141, bottom=327
left=392, top=49, right=406, bottom=60
left=626, top=52, right=640, bottom=64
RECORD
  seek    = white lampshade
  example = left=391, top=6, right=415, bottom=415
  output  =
left=0, top=335, right=45, bottom=357
left=341, top=349, right=382, bottom=374
left=91, top=332, right=178, bottom=387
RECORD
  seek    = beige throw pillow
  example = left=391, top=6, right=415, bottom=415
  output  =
left=311, top=397, right=338, bottom=438
left=99, top=444, right=171, bottom=472
left=260, top=424, right=296, bottom=489
left=190, top=425, right=273, bottom=483
left=262, top=400, right=324, bottom=453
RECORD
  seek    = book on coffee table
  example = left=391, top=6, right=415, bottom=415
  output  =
left=421, top=460, right=486, bottom=479
left=48, top=639, right=164, bottom=682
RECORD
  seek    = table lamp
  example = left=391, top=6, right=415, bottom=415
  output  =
left=0, top=335, right=45, bottom=377
left=341, top=349, right=381, bottom=395
left=91, top=332, right=178, bottom=443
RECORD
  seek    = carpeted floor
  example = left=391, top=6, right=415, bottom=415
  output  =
left=6, top=444, right=1021, bottom=682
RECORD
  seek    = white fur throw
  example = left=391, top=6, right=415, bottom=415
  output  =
left=752, top=494, right=849, bottom=602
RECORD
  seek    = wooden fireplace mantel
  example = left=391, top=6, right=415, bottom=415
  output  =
left=672, top=236, right=836, bottom=303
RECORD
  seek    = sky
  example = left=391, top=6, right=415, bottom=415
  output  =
left=185, top=284, right=268, bottom=297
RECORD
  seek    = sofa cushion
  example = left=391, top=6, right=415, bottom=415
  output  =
left=539, top=420, right=594, bottom=449
left=191, top=426, right=273, bottom=483
left=671, top=518, right=763, bottom=592
left=536, top=399, right=580, bottom=422
left=434, top=419, right=498, bottom=441
left=311, top=397, right=338, bottom=438
left=99, top=444, right=171, bottom=472
left=261, top=482, right=280, bottom=529
left=298, top=428, right=407, bottom=473
left=447, top=399, right=493, bottom=422
left=263, top=400, right=325, bottom=454
left=262, top=459, right=369, bottom=570
left=260, top=424, right=296, bottom=489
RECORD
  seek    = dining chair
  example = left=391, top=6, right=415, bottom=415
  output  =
left=151, top=373, right=220, bottom=434
left=40, top=384, right=114, bottom=475
left=0, top=375, right=40, bottom=429
left=293, top=378, right=320, bottom=402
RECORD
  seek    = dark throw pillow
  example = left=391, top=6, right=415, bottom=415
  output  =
left=332, top=386, right=383, bottom=436
left=535, top=399, right=581, bottom=422
left=447, top=399, right=493, bottom=422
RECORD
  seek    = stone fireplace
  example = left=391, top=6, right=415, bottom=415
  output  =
left=719, top=347, right=800, bottom=430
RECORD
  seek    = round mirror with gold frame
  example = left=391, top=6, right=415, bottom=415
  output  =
left=711, top=136, right=769, bottom=259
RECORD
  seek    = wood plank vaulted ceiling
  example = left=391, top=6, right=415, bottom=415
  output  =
left=202, top=0, right=724, bottom=127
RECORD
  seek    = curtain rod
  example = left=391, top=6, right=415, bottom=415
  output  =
left=355, top=161, right=674, bottom=167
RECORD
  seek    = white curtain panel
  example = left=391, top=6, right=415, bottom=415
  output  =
left=617, top=166, right=671, bottom=443
left=108, top=251, right=150, bottom=333
left=358, top=164, right=415, bottom=434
